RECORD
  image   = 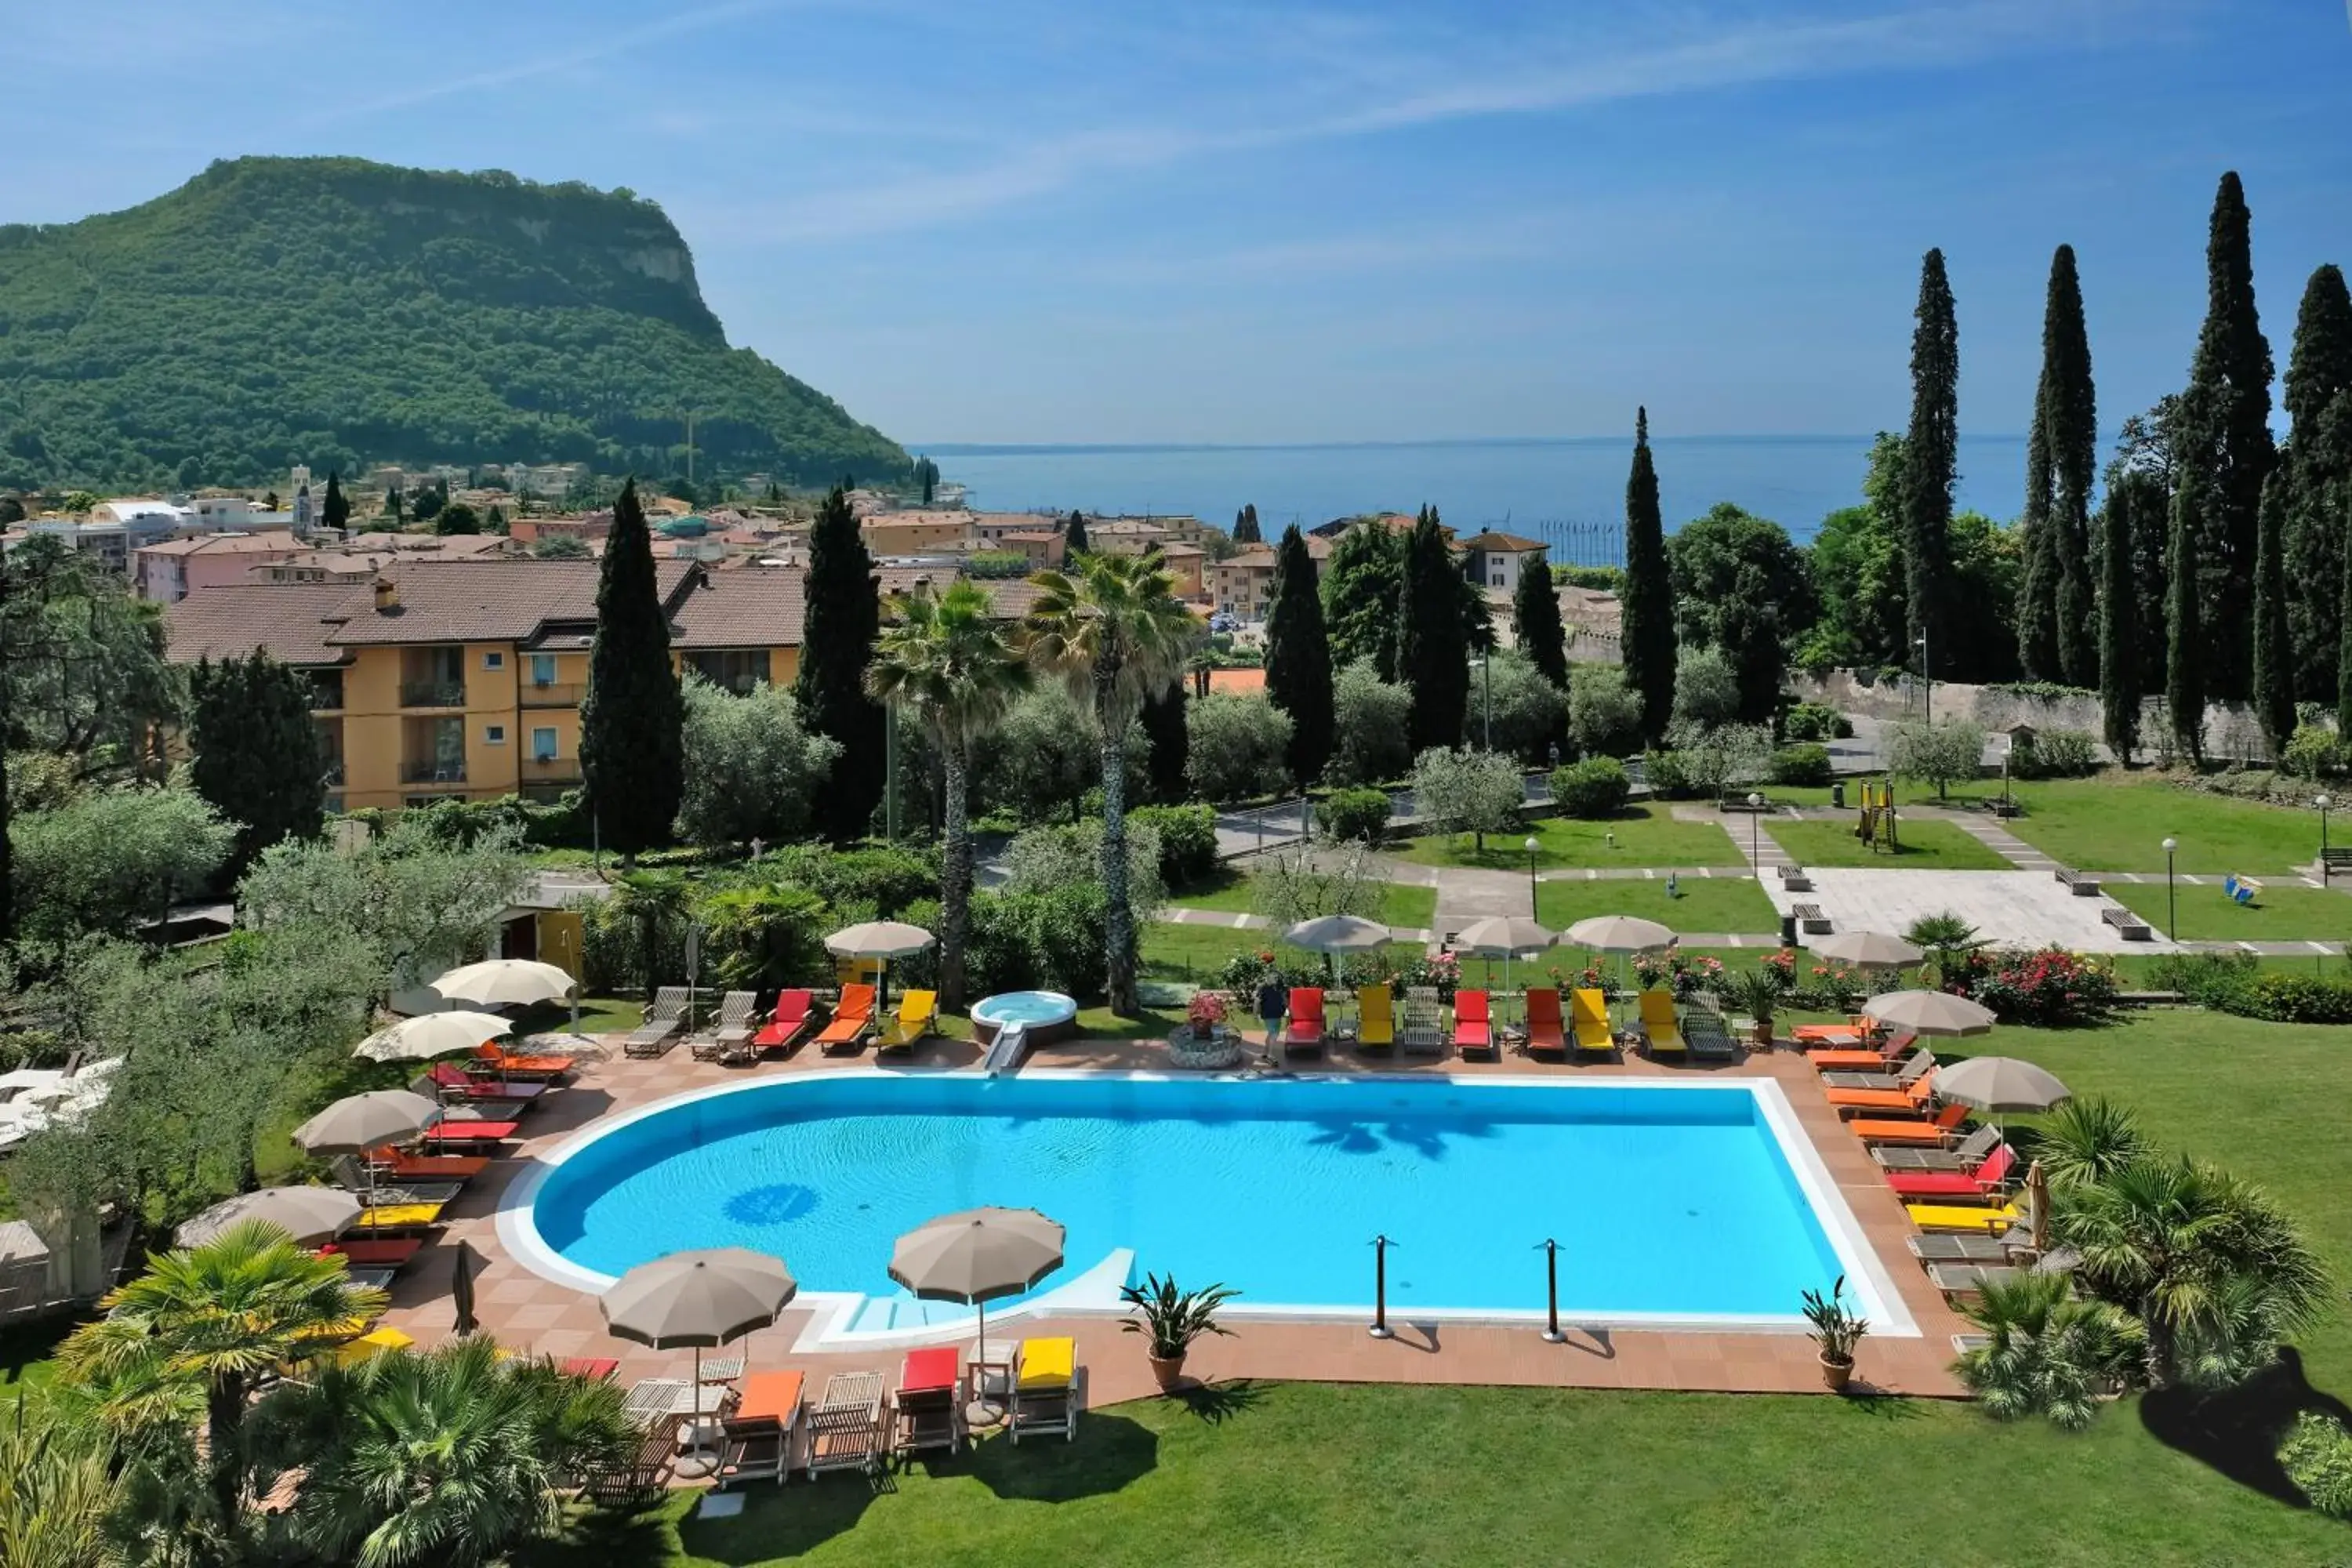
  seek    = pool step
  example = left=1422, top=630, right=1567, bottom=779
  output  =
left=983, top=1021, right=1030, bottom=1076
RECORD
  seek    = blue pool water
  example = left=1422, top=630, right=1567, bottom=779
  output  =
left=969, top=991, right=1077, bottom=1028
left=528, top=1075, right=1854, bottom=1325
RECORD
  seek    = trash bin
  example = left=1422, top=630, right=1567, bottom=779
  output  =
left=1831, top=781, right=1846, bottom=810
left=1780, top=914, right=1798, bottom=949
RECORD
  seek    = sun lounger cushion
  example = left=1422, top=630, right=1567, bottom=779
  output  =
left=472, top=1043, right=576, bottom=1077
left=1356, top=986, right=1395, bottom=1047
left=1017, top=1337, right=1074, bottom=1388
left=754, top=990, right=815, bottom=1047
left=323, top=1238, right=422, bottom=1268
left=1825, top=1078, right=1934, bottom=1112
left=1905, top=1203, right=2024, bottom=1233
left=900, top=1347, right=959, bottom=1395
left=422, top=1120, right=518, bottom=1145
left=349, top=1202, right=443, bottom=1231
left=368, top=1152, right=489, bottom=1181
left=735, top=1370, right=807, bottom=1425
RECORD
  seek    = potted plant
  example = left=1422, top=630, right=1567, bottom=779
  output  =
left=1167, top=991, right=1243, bottom=1068
left=1802, top=1275, right=1869, bottom=1393
left=1716, top=966, right=1784, bottom=1051
left=1185, top=990, right=1229, bottom=1040
left=1120, top=1272, right=1238, bottom=1392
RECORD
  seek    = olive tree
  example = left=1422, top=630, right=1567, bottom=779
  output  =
left=1410, top=746, right=1523, bottom=853
left=1889, top=717, right=1989, bottom=800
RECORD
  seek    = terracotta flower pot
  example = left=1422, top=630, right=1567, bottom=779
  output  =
left=1819, top=1353, right=1854, bottom=1394
left=1149, top=1352, right=1187, bottom=1392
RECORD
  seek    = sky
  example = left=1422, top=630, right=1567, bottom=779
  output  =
left=4, top=0, right=2348, bottom=446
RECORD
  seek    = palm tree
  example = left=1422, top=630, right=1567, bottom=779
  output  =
left=1901, top=911, right=1983, bottom=988
left=56, top=1219, right=385, bottom=1529
left=0, top=1407, right=124, bottom=1568
left=2057, top=1155, right=2331, bottom=1389
left=607, top=869, right=690, bottom=1006
left=1024, top=551, right=1194, bottom=1014
left=1953, top=1271, right=2141, bottom=1430
left=866, top=581, right=1030, bottom=1009
left=2033, top=1097, right=2147, bottom=1192
left=255, top=1338, right=633, bottom=1568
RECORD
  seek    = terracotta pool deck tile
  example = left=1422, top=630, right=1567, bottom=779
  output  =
left=375, top=1030, right=1970, bottom=1403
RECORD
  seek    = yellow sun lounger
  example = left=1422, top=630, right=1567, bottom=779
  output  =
left=349, top=1202, right=445, bottom=1232
left=877, top=989, right=939, bottom=1051
left=1906, top=1202, right=2024, bottom=1233
left=336, top=1327, right=415, bottom=1365
left=1356, top=985, right=1395, bottom=1049
left=1011, top=1336, right=1076, bottom=1444
left=1570, top=989, right=1614, bottom=1056
left=1637, top=990, right=1684, bottom=1058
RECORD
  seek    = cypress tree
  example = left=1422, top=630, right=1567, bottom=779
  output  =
left=321, top=472, right=350, bottom=532
left=2168, top=463, right=2206, bottom=764
left=2338, top=481, right=2352, bottom=742
left=1398, top=505, right=1469, bottom=753
left=2097, top=488, right=2140, bottom=762
left=1512, top=546, right=1569, bottom=691
left=2252, top=468, right=2295, bottom=757
left=1620, top=407, right=1676, bottom=742
left=1232, top=505, right=1261, bottom=545
left=1064, top=509, right=1089, bottom=554
left=2017, top=388, right=2060, bottom=681
left=1138, top=679, right=1189, bottom=803
left=2285, top=264, right=2352, bottom=702
left=1903, top=249, right=1959, bottom=673
left=794, top=485, right=886, bottom=840
left=190, top=651, right=324, bottom=876
left=2045, top=245, right=2099, bottom=685
left=1264, top=524, right=1334, bottom=784
left=383, top=484, right=402, bottom=523
left=1321, top=522, right=1406, bottom=680
left=579, top=478, right=685, bottom=856
left=2180, top=172, right=2277, bottom=701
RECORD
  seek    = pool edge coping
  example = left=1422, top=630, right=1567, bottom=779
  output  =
left=494, top=1067, right=1920, bottom=1348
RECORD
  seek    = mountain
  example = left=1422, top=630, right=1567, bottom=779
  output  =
left=0, top=156, right=907, bottom=492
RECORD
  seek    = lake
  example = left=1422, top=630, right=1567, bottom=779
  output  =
left=915, top=435, right=2031, bottom=561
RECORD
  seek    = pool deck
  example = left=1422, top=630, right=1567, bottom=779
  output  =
left=379, top=1031, right=1973, bottom=1406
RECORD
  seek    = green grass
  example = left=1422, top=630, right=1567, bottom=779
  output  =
left=1392, top=805, right=1743, bottom=869
left=508, top=1007, right=2352, bottom=1567
left=2107, top=880, right=2352, bottom=942
left=1768, top=816, right=2014, bottom=870
left=1141, top=924, right=1425, bottom=986
left=1991, top=775, right=2330, bottom=874
left=1533, top=876, right=1780, bottom=935
left=1169, top=877, right=1437, bottom=932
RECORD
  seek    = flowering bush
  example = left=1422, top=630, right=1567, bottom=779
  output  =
left=1392, top=948, right=1461, bottom=1002
left=1634, top=949, right=1725, bottom=1000
left=1221, top=949, right=1308, bottom=1003
left=1962, top=946, right=2119, bottom=1026
left=1186, top=990, right=1229, bottom=1032
left=1795, top=961, right=1865, bottom=1013
left=1760, top=947, right=1798, bottom=995
left=1545, top=961, right=1613, bottom=999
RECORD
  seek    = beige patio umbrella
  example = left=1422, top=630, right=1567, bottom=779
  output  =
left=825, top=921, right=937, bottom=1010
left=601, top=1247, right=799, bottom=1392
left=891, top=1207, right=1065, bottom=1420
left=1933, top=1055, right=2070, bottom=1112
left=1861, top=989, right=1998, bottom=1038
left=430, top=956, right=581, bottom=1036
left=1282, top=915, right=1390, bottom=953
left=1564, top=914, right=1675, bottom=999
left=352, top=1011, right=514, bottom=1064
left=1454, top=916, right=1552, bottom=994
left=1807, top=931, right=1925, bottom=968
left=292, top=1090, right=444, bottom=1201
left=2025, top=1159, right=2051, bottom=1257
left=176, top=1186, right=361, bottom=1249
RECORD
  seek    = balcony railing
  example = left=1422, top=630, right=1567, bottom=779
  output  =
left=519, top=682, right=586, bottom=709
left=520, top=757, right=580, bottom=783
left=400, top=760, right=467, bottom=785
left=399, top=681, right=466, bottom=709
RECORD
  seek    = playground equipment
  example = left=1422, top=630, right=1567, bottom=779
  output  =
left=2223, top=874, right=2262, bottom=906
left=1854, top=779, right=1902, bottom=854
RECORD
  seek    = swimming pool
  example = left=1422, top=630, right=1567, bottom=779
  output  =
left=503, top=1072, right=1913, bottom=1346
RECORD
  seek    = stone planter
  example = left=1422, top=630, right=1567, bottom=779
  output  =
left=1166, top=1025, right=1244, bottom=1070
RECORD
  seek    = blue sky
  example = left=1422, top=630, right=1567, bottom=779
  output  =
left=5, top=1, right=2348, bottom=445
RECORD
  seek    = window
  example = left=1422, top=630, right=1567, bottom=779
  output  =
left=529, top=654, right=557, bottom=687
left=531, top=727, right=558, bottom=760
left=483, top=651, right=505, bottom=670
left=485, top=724, right=506, bottom=745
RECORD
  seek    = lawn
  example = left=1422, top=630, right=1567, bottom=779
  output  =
left=1141, top=923, right=1424, bottom=987
left=1994, top=775, right=2330, bottom=874
left=511, top=1007, right=2352, bottom=1568
left=1768, top=816, right=2013, bottom=870
left=1534, top=876, right=1780, bottom=935
left=2108, top=880, right=2352, bottom=943
left=1392, top=805, right=1743, bottom=870
left=1170, top=873, right=1439, bottom=932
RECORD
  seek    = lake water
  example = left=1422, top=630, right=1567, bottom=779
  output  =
left=918, top=435, right=2031, bottom=559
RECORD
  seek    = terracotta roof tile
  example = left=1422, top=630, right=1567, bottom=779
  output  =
left=325, top=559, right=699, bottom=646
left=670, top=569, right=806, bottom=649
left=164, top=583, right=358, bottom=667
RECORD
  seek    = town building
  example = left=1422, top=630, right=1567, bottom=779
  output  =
left=1458, top=530, right=1549, bottom=593
left=134, top=532, right=310, bottom=603
left=1207, top=534, right=1328, bottom=622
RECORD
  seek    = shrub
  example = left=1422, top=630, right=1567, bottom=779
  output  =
left=2236, top=972, right=2352, bottom=1024
left=1329, top=661, right=1413, bottom=786
left=2025, top=727, right=2100, bottom=779
left=1632, top=948, right=1722, bottom=1000
left=764, top=843, right=938, bottom=918
left=1185, top=694, right=1292, bottom=802
left=1642, top=749, right=1695, bottom=798
left=1005, top=821, right=1166, bottom=926
left=1548, top=757, right=1631, bottom=818
left=1662, top=720, right=1774, bottom=797
left=2282, top=722, right=2341, bottom=781
left=1963, top=946, right=2121, bottom=1026
left=963, top=550, right=1033, bottom=579
left=1767, top=744, right=1833, bottom=787
left=1131, top=804, right=1218, bottom=884
left=1782, top=701, right=1853, bottom=742
left=1671, top=647, right=1740, bottom=728
left=1410, top=746, right=1524, bottom=844
left=2280, top=1411, right=2352, bottom=1518
left=1316, top=786, right=1392, bottom=844
left=1474, top=650, right=1567, bottom=761
left=1890, top=717, right=1988, bottom=798
left=1567, top=664, right=1643, bottom=758
left=2145, top=949, right=2261, bottom=1007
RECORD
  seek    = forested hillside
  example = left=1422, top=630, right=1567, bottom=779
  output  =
left=0, top=156, right=907, bottom=491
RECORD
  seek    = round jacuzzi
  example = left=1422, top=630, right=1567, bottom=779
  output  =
left=967, top=989, right=1080, bottom=1047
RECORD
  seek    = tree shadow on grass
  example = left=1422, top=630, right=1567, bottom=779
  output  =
left=2141, top=1348, right=2352, bottom=1507
left=964, top=1412, right=1160, bottom=1503
left=517, top=1501, right=691, bottom=1568
left=1172, top=1378, right=1267, bottom=1425
left=672, top=1474, right=884, bottom=1564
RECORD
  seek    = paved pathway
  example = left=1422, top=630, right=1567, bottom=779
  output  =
left=1936, top=813, right=2049, bottom=870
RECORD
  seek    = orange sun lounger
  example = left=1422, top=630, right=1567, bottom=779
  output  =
left=1825, top=1076, right=1936, bottom=1116
left=421, top=1119, right=519, bottom=1146
left=1523, top=989, right=1566, bottom=1058
left=471, top=1041, right=576, bottom=1080
left=814, top=985, right=877, bottom=1055
left=1806, top=1032, right=1918, bottom=1072
left=1848, top=1103, right=1969, bottom=1145
left=368, top=1150, right=490, bottom=1181
left=321, top=1238, right=422, bottom=1270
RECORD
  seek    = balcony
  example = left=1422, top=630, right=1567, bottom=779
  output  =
left=400, top=760, right=467, bottom=785
left=400, top=681, right=466, bottom=709
left=521, top=757, right=580, bottom=784
left=519, top=682, right=586, bottom=709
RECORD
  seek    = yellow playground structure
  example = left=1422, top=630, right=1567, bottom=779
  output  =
left=1854, top=778, right=1901, bottom=853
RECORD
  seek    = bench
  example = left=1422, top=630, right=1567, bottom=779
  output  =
left=1790, top=902, right=1832, bottom=935
left=2053, top=868, right=2103, bottom=897
left=2100, top=906, right=2154, bottom=942
left=1777, top=863, right=1814, bottom=893
left=2322, top=848, right=2352, bottom=880
left=1719, top=793, right=1771, bottom=814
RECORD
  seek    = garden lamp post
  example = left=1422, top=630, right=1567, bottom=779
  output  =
left=1524, top=835, right=1541, bottom=918
left=2320, top=796, right=2333, bottom=886
left=1479, top=653, right=1493, bottom=751
left=1915, top=632, right=1932, bottom=724
left=2162, top=837, right=2178, bottom=942
left=1747, top=792, right=1764, bottom=866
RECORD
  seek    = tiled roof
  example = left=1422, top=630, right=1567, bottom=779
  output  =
left=1463, top=530, right=1547, bottom=553
left=164, top=583, right=358, bottom=667
left=135, top=532, right=302, bottom=559
left=670, top=569, right=805, bottom=649
left=325, top=559, right=699, bottom=646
